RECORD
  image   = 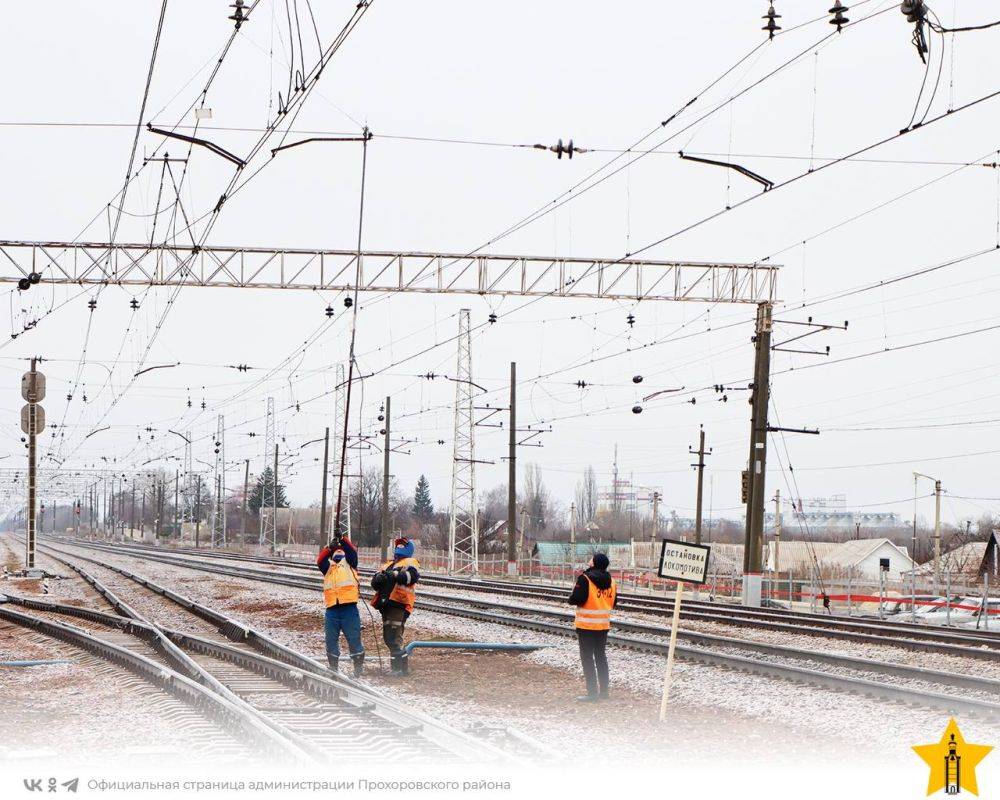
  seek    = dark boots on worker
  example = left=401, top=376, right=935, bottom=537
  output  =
left=351, top=653, right=365, bottom=678
left=326, top=654, right=339, bottom=673
left=389, top=653, right=409, bottom=676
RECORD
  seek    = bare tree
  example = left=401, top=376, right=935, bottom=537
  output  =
left=522, top=463, right=550, bottom=537
left=576, top=465, right=598, bottom=524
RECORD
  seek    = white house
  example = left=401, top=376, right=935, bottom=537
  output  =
left=825, top=537, right=915, bottom=579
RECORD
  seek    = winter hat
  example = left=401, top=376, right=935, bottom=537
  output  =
left=592, top=552, right=610, bottom=570
left=393, top=538, right=415, bottom=559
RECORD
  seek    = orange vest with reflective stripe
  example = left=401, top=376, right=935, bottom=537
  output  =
left=323, top=559, right=360, bottom=607
left=574, top=575, right=616, bottom=630
left=372, top=557, right=419, bottom=613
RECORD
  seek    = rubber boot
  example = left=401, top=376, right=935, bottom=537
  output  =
left=389, top=653, right=405, bottom=676
left=398, top=653, right=409, bottom=676
left=352, top=653, right=365, bottom=678
left=326, top=654, right=340, bottom=673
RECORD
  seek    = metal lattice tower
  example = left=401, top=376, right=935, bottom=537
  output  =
left=448, top=309, right=479, bottom=574
left=259, top=397, right=276, bottom=547
left=332, top=364, right=351, bottom=538
left=211, top=415, right=226, bottom=547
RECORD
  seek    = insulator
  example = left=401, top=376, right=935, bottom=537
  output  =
left=632, top=375, right=643, bottom=384
left=576, top=380, right=587, bottom=388
left=28, top=272, right=41, bottom=285
left=379, top=428, right=386, bottom=435
left=631, top=405, right=642, bottom=414
left=344, top=297, right=353, bottom=308
left=325, top=305, right=334, bottom=318
left=87, top=298, right=97, bottom=311
left=377, top=414, right=384, bottom=422
left=626, top=313, right=635, bottom=327
left=828, top=1, right=849, bottom=31
left=488, top=313, right=497, bottom=324
left=17, top=277, right=30, bottom=291
left=130, top=298, right=140, bottom=310
left=762, top=3, right=781, bottom=38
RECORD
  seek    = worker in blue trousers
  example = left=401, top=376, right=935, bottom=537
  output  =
left=316, top=534, right=365, bottom=677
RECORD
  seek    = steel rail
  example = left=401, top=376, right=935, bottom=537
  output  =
left=43, top=540, right=1000, bottom=710
left=36, top=542, right=511, bottom=763
left=74, top=538, right=1000, bottom=647
left=54, top=539, right=1000, bottom=661
left=0, top=604, right=308, bottom=759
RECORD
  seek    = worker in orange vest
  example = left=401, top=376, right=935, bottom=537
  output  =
left=370, top=537, right=420, bottom=675
left=316, top=534, right=365, bottom=676
left=568, top=552, right=616, bottom=702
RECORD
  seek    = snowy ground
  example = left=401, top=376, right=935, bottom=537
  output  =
left=25, top=538, right=1000, bottom=768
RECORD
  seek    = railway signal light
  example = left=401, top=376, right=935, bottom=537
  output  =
left=741, top=470, right=750, bottom=503
left=762, top=3, right=781, bottom=39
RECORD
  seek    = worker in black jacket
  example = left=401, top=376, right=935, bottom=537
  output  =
left=568, top=552, right=617, bottom=702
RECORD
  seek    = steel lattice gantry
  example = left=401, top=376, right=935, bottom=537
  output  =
left=448, top=309, right=479, bottom=575
left=0, top=240, right=778, bottom=304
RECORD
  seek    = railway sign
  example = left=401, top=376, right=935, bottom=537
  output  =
left=656, top=538, right=712, bottom=722
left=21, top=370, right=45, bottom=402
left=20, top=403, right=45, bottom=435
left=657, top=538, right=711, bottom=585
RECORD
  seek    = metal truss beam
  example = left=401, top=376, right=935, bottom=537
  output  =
left=0, top=240, right=778, bottom=304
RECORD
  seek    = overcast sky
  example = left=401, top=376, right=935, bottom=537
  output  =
left=3, top=1, right=1000, bottom=529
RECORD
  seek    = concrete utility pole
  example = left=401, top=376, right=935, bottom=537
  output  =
left=240, top=460, right=249, bottom=544
left=774, top=489, right=782, bottom=600
left=271, top=442, right=278, bottom=553
left=194, top=478, right=201, bottom=548
left=570, top=502, right=577, bottom=549
left=742, top=302, right=772, bottom=607
left=913, top=471, right=942, bottom=594
left=319, top=428, right=330, bottom=546
left=381, top=396, right=391, bottom=559
left=507, top=361, right=517, bottom=576
left=690, top=426, right=711, bottom=546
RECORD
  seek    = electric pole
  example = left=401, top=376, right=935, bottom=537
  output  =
left=271, top=442, right=278, bottom=553
left=507, top=361, right=517, bottom=576
left=690, top=426, right=711, bottom=546
left=21, top=356, right=45, bottom=572
left=742, top=301, right=772, bottom=607
left=570, top=502, right=577, bottom=550
left=240, top=459, right=249, bottom=544
left=774, top=489, right=782, bottom=600
left=320, top=428, right=330, bottom=546
left=934, top=479, right=942, bottom=595
left=381, top=396, right=391, bottom=559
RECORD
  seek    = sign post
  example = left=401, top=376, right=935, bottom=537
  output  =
left=20, top=357, right=45, bottom=573
left=656, top=537, right=711, bottom=721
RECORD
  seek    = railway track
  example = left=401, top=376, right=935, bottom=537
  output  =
left=58, top=537, right=1000, bottom=658
left=43, top=538, right=1000, bottom=720
left=3, top=542, right=511, bottom=764
left=69, top=537, right=1000, bottom=651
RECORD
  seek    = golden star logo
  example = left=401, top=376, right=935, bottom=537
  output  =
left=913, top=718, right=992, bottom=796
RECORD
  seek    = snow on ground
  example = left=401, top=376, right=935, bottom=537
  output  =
left=40, top=540, right=1000, bottom=766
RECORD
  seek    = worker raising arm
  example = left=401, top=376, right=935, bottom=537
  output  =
left=316, top=535, right=365, bottom=677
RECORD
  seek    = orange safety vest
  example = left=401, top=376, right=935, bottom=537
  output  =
left=574, top=575, right=616, bottom=630
left=323, top=559, right=360, bottom=607
left=372, top=556, right=420, bottom=613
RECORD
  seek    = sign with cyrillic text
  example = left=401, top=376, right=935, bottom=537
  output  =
left=657, top=538, right=711, bottom=585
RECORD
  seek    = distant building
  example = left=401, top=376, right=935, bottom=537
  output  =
left=765, top=537, right=915, bottom=579
left=910, top=532, right=1000, bottom=580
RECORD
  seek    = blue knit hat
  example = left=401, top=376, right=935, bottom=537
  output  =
left=393, top=538, right=415, bottom=559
